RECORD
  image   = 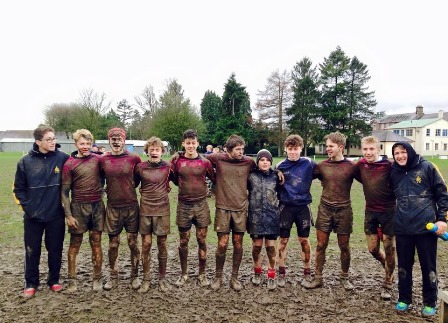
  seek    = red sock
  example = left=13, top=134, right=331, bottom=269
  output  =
left=254, top=267, right=262, bottom=274
left=267, top=268, right=276, bottom=279
left=279, top=266, right=286, bottom=275
left=304, top=268, right=311, bottom=276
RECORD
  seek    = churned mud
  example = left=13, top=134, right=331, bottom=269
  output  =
left=0, top=237, right=446, bottom=322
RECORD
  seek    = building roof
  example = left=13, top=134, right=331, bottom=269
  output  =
left=379, top=113, right=420, bottom=123
left=386, top=118, right=440, bottom=129
left=372, top=130, right=413, bottom=142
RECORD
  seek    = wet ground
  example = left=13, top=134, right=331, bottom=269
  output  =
left=1, top=234, right=446, bottom=323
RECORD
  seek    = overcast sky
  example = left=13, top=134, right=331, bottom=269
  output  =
left=1, top=0, right=447, bottom=130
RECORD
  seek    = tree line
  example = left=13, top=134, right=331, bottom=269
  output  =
left=44, top=46, right=376, bottom=155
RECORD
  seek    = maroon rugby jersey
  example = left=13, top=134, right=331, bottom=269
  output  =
left=62, top=153, right=103, bottom=203
left=314, top=158, right=356, bottom=208
left=170, top=152, right=216, bottom=203
left=206, top=153, right=256, bottom=211
left=355, top=157, right=395, bottom=212
left=100, top=151, right=141, bottom=208
left=135, top=160, right=172, bottom=216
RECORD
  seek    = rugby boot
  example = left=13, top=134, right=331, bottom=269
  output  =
left=251, top=273, right=262, bottom=285
left=175, top=275, right=189, bottom=287
left=138, top=281, right=150, bottom=294
left=67, top=279, right=78, bottom=292
left=130, top=277, right=141, bottom=290
left=301, top=274, right=312, bottom=287
left=340, top=277, right=354, bottom=291
left=267, top=278, right=277, bottom=290
left=103, top=278, right=118, bottom=291
left=159, top=279, right=170, bottom=292
left=302, top=275, right=323, bottom=289
left=230, top=278, right=243, bottom=291
left=197, top=274, right=210, bottom=287
left=211, top=277, right=223, bottom=291
left=277, top=273, right=286, bottom=287
left=92, top=279, right=102, bottom=291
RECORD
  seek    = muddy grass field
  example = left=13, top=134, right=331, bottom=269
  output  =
left=1, top=153, right=448, bottom=322
left=1, top=230, right=447, bottom=323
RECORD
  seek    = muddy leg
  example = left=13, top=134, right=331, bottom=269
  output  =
left=89, top=231, right=102, bottom=280
left=179, top=230, right=190, bottom=276
left=68, top=234, right=83, bottom=280
left=366, top=234, right=386, bottom=267
left=196, top=227, right=208, bottom=275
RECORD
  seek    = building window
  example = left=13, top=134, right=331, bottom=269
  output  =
left=436, top=129, right=441, bottom=136
left=443, top=129, right=448, bottom=137
left=406, top=129, right=413, bottom=136
left=435, top=143, right=439, bottom=151
left=444, top=143, right=447, bottom=151
left=400, top=130, right=405, bottom=136
left=380, top=144, right=383, bottom=150
left=426, top=129, right=430, bottom=136
left=426, top=143, right=430, bottom=151
left=393, top=130, right=399, bottom=134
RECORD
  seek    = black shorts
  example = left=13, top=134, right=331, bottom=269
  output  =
left=279, top=204, right=312, bottom=238
left=364, top=209, right=395, bottom=236
left=250, top=234, right=278, bottom=240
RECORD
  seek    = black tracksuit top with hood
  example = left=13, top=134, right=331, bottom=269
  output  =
left=390, top=141, right=448, bottom=235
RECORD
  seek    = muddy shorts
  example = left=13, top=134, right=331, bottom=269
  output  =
left=139, top=215, right=170, bottom=236
left=315, top=204, right=353, bottom=234
left=364, top=209, right=395, bottom=236
left=104, top=204, right=139, bottom=235
left=214, top=208, right=247, bottom=233
left=69, top=200, right=105, bottom=234
left=176, top=199, right=211, bottom=229
left=279, top=204, right=313, bottom=238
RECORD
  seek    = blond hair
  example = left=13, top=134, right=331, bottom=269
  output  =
left=73, top=129, right=94, bottom=143
left=361, top=136, right=380, bottom=148
left=144, top=136, right=165, bottom=153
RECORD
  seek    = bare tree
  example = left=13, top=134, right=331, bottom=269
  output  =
left=255, top=69, right=293, bottom=156
left=78, top=88, right=111, bottom=115
left=134, top=85, right=159, bottom=118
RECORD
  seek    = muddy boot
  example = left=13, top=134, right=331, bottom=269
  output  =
left=138, top=281, right=150, bottom=294
left=380, top=282, right=393, bottom=300
left=103, top=278, right=118, bottom=291
left=251, top=273, right=262, bottom=285
left=211, top=277, right=223, bottom=291
left=159, top=278, right=170, bottom=292
left=230, top=278, right=243, bottom=291
left=130, top=277, right=141, bottom=290
left=67, top=279, right=77, bottom=292
left=267, top=278, right=277, bottom=290
left=302, top=275, right=323, bottom=289
left=197, top=274, right=210, bottom=287
left=175, top=274, right=189, bottom=287
left=340, top=274, right=354, bottom=291
left=301, top=274, right=313, bottom=287
left=92, top=279, right=102, bottom=291
left=277, top=273, right=286, bottom=287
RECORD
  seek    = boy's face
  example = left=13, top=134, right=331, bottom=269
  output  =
left=147, top=145, right=163, bottom=163
left=109, top=135, right=125, bottom=155
left=285, top=145, right=302, bottom=161
left=326, top=139, right=344, bottom=160
left=228, top=144, right=244, bottom=160
left=361, top=143, right=380, bottom=163
left=258, top=157, right=271, bottom=171
left=182, top=137, right=199, bottom=157
left=393, top=146, right=408, bottom=166
left=75, top=137, right=92, bottom=157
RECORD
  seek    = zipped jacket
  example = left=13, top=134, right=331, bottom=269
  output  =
left=390, top=142, right=448, bottom=235
left=13, top=143, right=69, bottom=222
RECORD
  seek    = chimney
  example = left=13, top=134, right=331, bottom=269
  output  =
left=439, top=110, right=444, bottom=119
left=416, top=105, right=424, bottom=118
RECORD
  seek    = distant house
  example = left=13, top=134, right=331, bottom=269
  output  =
left=371, top=130, right=413, bottom=158
left=386, top=116, right=448, bottom=156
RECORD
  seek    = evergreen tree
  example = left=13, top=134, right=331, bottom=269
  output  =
left=287, top=57, right=321, bottom=156
left=200, top=90, right=222, bottom=145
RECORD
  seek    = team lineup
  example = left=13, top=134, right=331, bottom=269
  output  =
left=13, top=125, right=448, bottom=319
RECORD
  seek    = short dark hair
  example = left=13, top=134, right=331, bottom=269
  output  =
left=225, top=134, right=245, bottom=152
left=182, top=129, right=198, bottom=141
left=33, top=125, right=55, bottom=141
